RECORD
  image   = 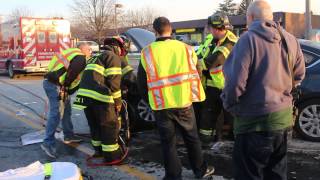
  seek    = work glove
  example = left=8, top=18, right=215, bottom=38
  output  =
left=115, top=104, right=122, bottom=116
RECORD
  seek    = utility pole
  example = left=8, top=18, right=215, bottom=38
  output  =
left=305, top=0, right=312, bottom=40
left=114, top=3, right=123, bottom=35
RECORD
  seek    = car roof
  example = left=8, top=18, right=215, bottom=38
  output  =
left=299, top=39, right=320, bottom=55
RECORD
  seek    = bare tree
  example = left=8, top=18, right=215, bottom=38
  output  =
left=237, top=0, right=249, bottom=15
left=121, top=6, right=160, bottom=27
left=9, top=6, right=33, bottom=21
left=70, top=0, right=115, bottom=44
left=217, top=0, right=237, bottom=16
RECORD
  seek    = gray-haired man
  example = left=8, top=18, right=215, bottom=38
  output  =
left=221, top=1, right=305, bottom=179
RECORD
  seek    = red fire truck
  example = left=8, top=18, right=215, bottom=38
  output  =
left=0, top=17, right=71, bottom=78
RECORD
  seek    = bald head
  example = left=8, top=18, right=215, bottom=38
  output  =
left=77, top=42, right=92, bottom=59
left=247, top=0, right=273, bottom=26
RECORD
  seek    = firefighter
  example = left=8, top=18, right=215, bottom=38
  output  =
left=120, top=35, right=132, bottom=64
left=118, top=36, right=135, bottom=91
left=198, top=13, right=238, bottom=146
left=194, top=22, right=215, bottom=128
left=137, top=16, right=215, bottom=179
left=73, top=37, right=124, bottom=163
left=41, top=43, right=92, bottom=158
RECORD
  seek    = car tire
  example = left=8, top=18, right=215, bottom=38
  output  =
left=295, top=99, right=320, bottom=142
left=137, top=99, right=156, bottom=122
left=7, top=61, right=15, bottom=79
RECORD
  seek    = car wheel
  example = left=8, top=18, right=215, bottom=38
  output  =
left=7, top=62, right=15, bottom=79
left=137, top=99, right=156, bottom=122
left=296, top=99, right=320, bottom=142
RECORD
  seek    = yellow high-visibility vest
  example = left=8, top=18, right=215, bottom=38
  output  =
left=141, top=39, right=206, bottom=110
left=47, top=48, right=84, bottom=90
left=207, top=30, right=238, bottom=89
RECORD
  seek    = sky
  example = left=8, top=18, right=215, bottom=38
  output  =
left=0, top=0, right=319, bottom=22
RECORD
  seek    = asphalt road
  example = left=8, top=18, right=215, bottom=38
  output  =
left=0, top=74, right=319, bottom=180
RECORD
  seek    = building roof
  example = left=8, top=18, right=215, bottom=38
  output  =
left=171, top=12, right=289, bottom=30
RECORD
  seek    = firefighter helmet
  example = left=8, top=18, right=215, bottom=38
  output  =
left=208, top=12, right=232, bottom=30
left=103, top=36, right=126, bottom=55
left=120, top=35, right=131, bottom=55
left=104, top=36, right=124, bottom=48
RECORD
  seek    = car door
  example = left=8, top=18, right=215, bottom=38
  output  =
left=301, top=48, right=320, bottom=92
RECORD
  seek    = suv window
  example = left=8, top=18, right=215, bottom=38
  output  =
left=302, top=50, right=319, bottom=66
left=302, top=51, right=315, bottom=65
left=129, top=43, right=138, bottom=53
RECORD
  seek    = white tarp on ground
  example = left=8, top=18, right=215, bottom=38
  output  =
left=21, top=130, right=64, bottom=146
left=0, top=161, right=81, bottom=180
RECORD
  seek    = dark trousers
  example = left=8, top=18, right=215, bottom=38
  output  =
left=200, top=87, right=232, bottom=140
left=84, top=104, right=121, bottom=162
left=233, top=130, right=288, bottom=180
left=154, top=106, right=207, bottom=180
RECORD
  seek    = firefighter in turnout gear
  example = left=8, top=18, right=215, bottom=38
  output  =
left=118, top=36, right=135, bottom=91
left=194, top=20, right=215, bottom=128
left=199, top=12, right=238, bottom=145
left=103, top=36, right=135, bottom=99
left=41, top=43, right=92, bottom=158
left=137, top=17, right=215, bottom=179
left=73, top=37, right=124, bottom=163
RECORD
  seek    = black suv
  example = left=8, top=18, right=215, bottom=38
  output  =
left=295, top=40, right=320, bottom=142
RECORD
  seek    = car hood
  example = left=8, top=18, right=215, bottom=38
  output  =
left=124, top=28, right=156, bottom=50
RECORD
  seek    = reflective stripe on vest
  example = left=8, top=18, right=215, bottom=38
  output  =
left=142, top=44, right=202, bottom=110
left=102, top=143, right=119, bottom=152
left=77, top=88, right=114, bottom=103
left=50, top=49, right=82, bottom=71
left=207, top=31, right=237, bottom=89
left=48, top=48, right=84, bottom=91
left=209, top=66, right=223, bottom=75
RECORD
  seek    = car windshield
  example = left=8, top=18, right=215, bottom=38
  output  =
left=125, top=28, right=156, bottom=49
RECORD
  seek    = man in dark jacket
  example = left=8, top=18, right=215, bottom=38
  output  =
left=221, top=1, right=305, bottom=180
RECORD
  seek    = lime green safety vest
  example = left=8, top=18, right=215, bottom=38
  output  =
left=47, top=48, right=84, bottom=91
left=205, top=30, right=238, bottom=89
left=141, top=40, right=206, bottom=110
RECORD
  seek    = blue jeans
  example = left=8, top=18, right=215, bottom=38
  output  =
left=43, top=79, right=73, bottom=147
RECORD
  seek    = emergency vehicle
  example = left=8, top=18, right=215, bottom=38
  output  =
left=0, top=17, right=71, bottom=78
